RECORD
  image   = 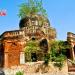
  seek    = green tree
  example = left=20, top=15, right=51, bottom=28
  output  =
left=25, top=40, right=40, bottom=53
left=18, top=0, right=47, bottom=18
left=49, top=40, right=71, bottom=69
left=24, top=40, right=40, bottom=62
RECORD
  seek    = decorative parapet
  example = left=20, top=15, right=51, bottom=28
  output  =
left=0, top=30, right=24, bottom=40
left=67, top=32, right=75, bottom=60
left=67, top=32, right=75, bottom=43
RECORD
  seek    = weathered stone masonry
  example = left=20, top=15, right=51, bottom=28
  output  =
left=0, top=14, right=56, bottom=68
left=67, top=32, right=75, bottom=60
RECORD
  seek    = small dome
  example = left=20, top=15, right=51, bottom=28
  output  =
left=19, top=16, right=30, bottom=28
left=19, top=14, right=50, bottom=29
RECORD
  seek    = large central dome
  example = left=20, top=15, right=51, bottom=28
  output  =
left=19, top=14, right=50, bottom=29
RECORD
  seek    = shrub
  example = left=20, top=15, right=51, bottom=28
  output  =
left=16, top=71, right=24, bottom=75
left=44, top=53, right=50, bottom=65
left=54, top=62, right=63, bottom=70
left=49, top=40, right=68, bottom=70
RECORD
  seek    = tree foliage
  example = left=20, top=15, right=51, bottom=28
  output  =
left=49, top=40, right=71, bottom=69
left=43, top=40, right=71, bottom=69
left=18, top=0, right=47, bottom=18
left=16, top=71, right=24, bottom=75
left=24, top=40, right=40, bottom=62
left=50, top=40, right=71, bottom=60
left=24, top=40, right=40, bottom=53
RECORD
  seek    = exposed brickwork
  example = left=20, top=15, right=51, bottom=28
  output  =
left=2, top=39, right=23, bottom=68
left=0, top=14, right=56, bottom=68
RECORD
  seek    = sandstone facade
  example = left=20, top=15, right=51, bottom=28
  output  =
left=0, top=14, right=56, bottom=68
left=67, top=32, right=75, bottom=60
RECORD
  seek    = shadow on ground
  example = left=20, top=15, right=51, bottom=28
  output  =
left=0, top=68, right=5, bottom=75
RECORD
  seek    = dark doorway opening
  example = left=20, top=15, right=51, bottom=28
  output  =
left=40, top=39, right=48, bottom=53
left=74, top=46, right=75, bottom=55
left=32, top=37, right=35, bottom=40
left=0, top=44, right=4, bottom=68
left=66, top=49, right=71, bottom=59
left=31, top=53, right=37, bottom=62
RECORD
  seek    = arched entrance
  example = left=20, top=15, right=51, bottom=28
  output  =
left=40, top=39, right=48, bottom=53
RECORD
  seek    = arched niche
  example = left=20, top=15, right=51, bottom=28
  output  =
left=39, top=39, right=48, bottom=53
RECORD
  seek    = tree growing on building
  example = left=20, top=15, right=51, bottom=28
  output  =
left=18, top=0, right=47, bottom=18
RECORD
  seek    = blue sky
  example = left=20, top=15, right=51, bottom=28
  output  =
left=0, top=0, right=75, bottom=40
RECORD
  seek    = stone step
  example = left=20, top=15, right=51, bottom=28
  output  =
left=68, top=72, right=75, bottom=75
left=68, top=66, right=75, bottom=72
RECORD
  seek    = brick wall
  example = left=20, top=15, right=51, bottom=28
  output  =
left=3, top=39, right=23, bottom=68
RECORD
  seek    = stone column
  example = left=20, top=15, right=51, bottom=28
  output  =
left=4, top=52, right=8, bottom=68
left=71, top=48, right=75, bottom=60
left=70, top=43, right=75, bottom=60
left=20, top=52, right=25, bottom=64
left=3, top=42, right=9, bottom=68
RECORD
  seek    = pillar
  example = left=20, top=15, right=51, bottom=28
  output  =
left=70, top=43, right=75, bottom=60
left=20, top=52, right=25, bottom=64
left=4, top=52, right=8, bottom=68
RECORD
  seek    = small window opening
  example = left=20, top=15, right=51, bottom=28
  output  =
left=31, top=53, right=37, bottom=62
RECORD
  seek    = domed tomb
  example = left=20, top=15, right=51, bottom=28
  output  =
left=19, top=14, right=56, bottom=40
left=19, top=14, right=50, bottom=29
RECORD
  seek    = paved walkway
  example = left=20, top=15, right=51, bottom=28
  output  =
left=23, top=73, right=68, bottom=75
left=68, top=72, right=75, bottom=75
